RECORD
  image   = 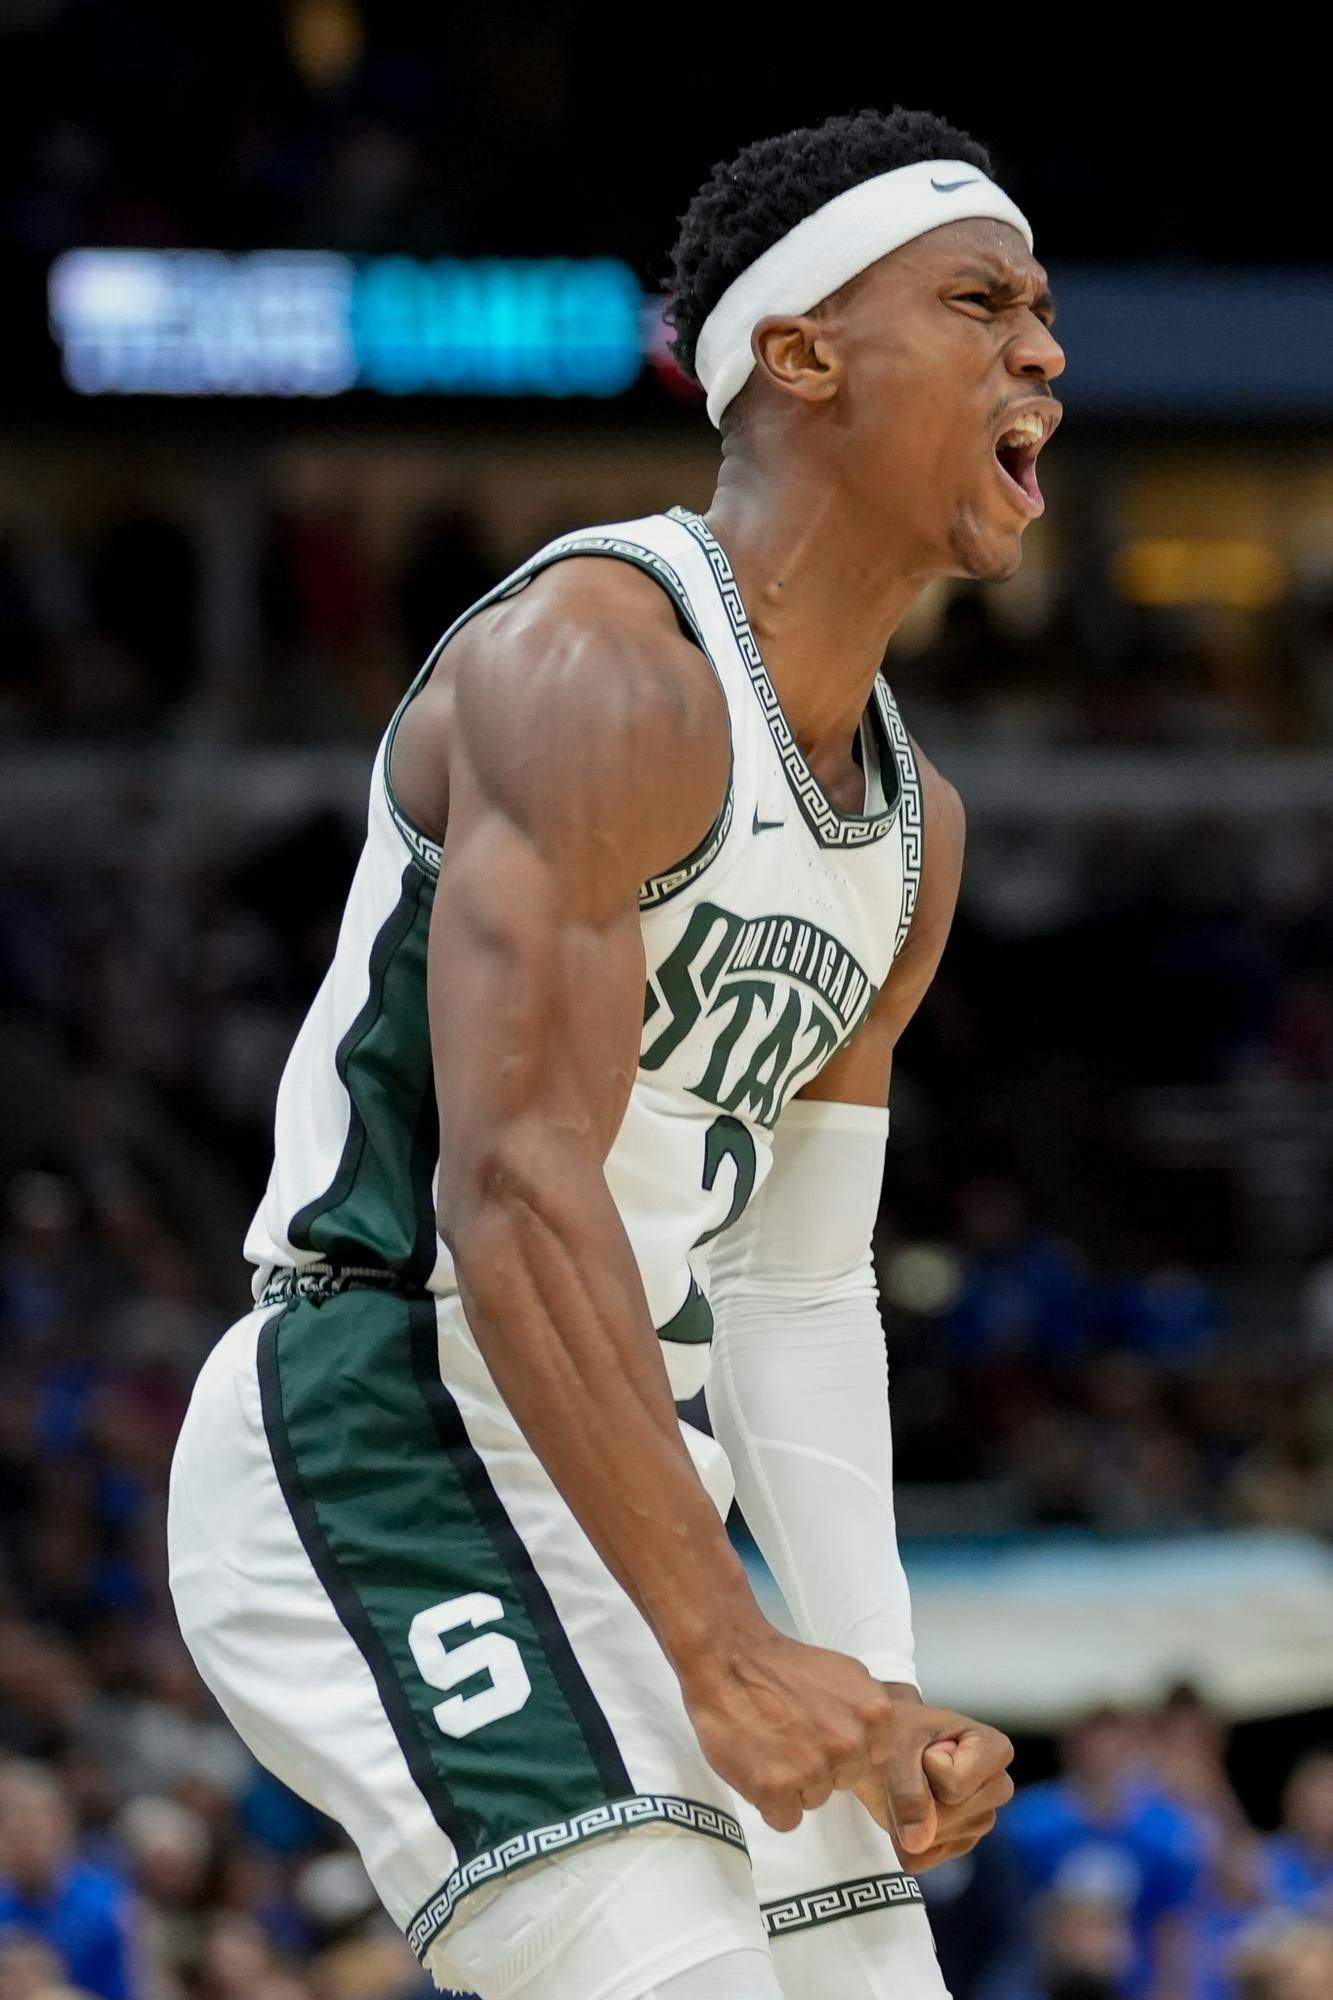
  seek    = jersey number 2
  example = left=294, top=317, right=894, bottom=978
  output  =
left=695, top=1114, right=757, bottom=1246
left=408, top=1593, right=532, bottom=1739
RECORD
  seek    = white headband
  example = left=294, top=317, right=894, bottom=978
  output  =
left=694, top=158, right=1033, bottom=428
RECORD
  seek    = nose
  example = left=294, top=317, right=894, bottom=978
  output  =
left=1007, top=315, right=1065, bottom=384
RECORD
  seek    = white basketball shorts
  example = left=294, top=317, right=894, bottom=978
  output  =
left=167, top=1289, right=947, bottom=1997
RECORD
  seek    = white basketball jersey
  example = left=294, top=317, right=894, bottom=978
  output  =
left=245, top=508, right=922, bottom=1396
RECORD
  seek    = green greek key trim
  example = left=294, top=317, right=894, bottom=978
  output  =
left=873, top=679, right=924, bottom=959
left=406, top=1792, right=748, bottom=1960
left=669, top=507, right=904, bottom=852
left=639, top=782, right=735, bottom=911
left=763, top=1871, right=925, bottom=1938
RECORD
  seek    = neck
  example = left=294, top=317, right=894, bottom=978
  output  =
left=702, top=452, right=930, bottom=752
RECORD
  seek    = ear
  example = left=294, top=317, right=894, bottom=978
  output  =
left=750, top=312, right=841, bottom=410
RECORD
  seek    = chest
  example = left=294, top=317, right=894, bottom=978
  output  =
left=638, top=823, right=902, bottom=1130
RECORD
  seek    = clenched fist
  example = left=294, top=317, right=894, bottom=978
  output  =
left=852, top=1692, right=1015, bottom=1870
left=679, top=1626, right=917, bottom=1833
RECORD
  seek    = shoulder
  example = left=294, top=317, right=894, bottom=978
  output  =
left=911, top=734, right=965, bottom=861
left=899, top=731, right=964, bottom=948
left=461, top=556, right=725, bottom=785
left=445, top=556, right=731, bottom=894
left=882, top=680, right=964, bottom=848
left=873, top=727, right=963, bottom=998
left=880, top=689, right=964, bottom=924
left=462, top=556, right=721, bottom=721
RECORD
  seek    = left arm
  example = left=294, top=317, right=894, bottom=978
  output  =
left=707, top=747, right=1012, bottom=1865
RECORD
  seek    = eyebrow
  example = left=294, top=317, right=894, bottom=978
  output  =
left=950, top=263, right=1058, bottom=324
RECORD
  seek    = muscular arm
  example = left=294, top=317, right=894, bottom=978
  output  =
left=402, top=562, right=915, bottom=1831
left=424, top=564, right=744, bottom=1663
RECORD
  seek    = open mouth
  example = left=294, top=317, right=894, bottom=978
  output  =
left=993, top=410, right=1051, bottom=517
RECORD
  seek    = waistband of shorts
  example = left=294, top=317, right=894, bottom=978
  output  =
left=257, top=1262, right=431, bottom=1310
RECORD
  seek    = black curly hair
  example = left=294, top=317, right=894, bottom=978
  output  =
left=666, top=108, right=993, bottom=404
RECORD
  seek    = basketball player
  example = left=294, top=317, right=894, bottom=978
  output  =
left=168, top=106, right=1063, bottom=2000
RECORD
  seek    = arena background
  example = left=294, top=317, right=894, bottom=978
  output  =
left=2, top=14, right=1332, bottom=2000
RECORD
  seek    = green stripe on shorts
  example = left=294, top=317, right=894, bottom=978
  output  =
left=258, top=1289, right=630, bottom=1862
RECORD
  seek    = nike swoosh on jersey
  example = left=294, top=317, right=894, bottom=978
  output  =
left=751, top=809, right=785, bottom=834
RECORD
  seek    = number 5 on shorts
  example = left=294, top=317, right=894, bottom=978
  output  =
left=409, top=1593, right=533, bottom=1739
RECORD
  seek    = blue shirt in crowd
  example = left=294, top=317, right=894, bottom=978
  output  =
left=1265, top=1833, right=1333, bottom=1916
left=1001, top=1777, right=1206, bottom=1996
left=0, top=1857, right=137, bottom=2000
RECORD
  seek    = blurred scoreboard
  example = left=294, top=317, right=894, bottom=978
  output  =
left=47, top=249, right=674, bottom=400
left=40, top=249, right=1333, bottom=421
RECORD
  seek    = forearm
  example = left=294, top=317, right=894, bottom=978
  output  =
left=705, top=1100, right=919, bottom=1686
left=708, top=1264, right=919, bottom=1685
left=448, top=1149, right=765, bottom=1673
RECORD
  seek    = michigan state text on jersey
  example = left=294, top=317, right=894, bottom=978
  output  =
left=244, top=507, right=920, bottom=1399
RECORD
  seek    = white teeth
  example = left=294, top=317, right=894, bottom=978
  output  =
left=997, top=412, right=1045, bottom=451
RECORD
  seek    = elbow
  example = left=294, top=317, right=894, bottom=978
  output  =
left=436, top=1151, right=513, bottom=1274
left=436, top=1132, right=564, bottom=1291
left=435, top=1194, right=464, bottom=1264
left=438, top=1190, right=519, bottom=1315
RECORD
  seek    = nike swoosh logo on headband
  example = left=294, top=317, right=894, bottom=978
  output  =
left=931, top=176, right=979, bottom=193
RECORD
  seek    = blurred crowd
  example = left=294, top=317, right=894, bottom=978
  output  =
left=3, top=602, right=1333, bottom=1519
left=0, top=501, right=497, bottom=746
left=0, top=2, right=1318, bottom=280
left=883, top=1188, right=1333, bottom=1543
left=3, top=496, right=1333, bottom=751
left=3, top=1268, right=1333, bottom=2000
left=1, top=783, right=1333, bottom=1996
left=0, top=6, right=590, bottom=269
left=3, top=470, right=1333, bottom=1998
left=926, top=1696, right=1333, bottom=2000
left=0, top=1174, right=436, bottom=2000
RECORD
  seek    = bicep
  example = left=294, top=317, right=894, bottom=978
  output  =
left=428, top=738, right=648, bottom=1241
left=427, top=591, right=729, bottom=1234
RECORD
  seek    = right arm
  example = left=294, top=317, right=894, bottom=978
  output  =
left=410, top=562, right=909, bottom=1830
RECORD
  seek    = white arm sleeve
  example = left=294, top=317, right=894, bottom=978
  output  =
left=704, top=1097, right=918, bottom=1689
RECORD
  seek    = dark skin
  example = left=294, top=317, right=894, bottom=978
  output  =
left=392, top=214, right=1063, bottom=1855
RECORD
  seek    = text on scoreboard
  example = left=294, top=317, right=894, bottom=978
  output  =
left=48, top=250, right=662, bottom=398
